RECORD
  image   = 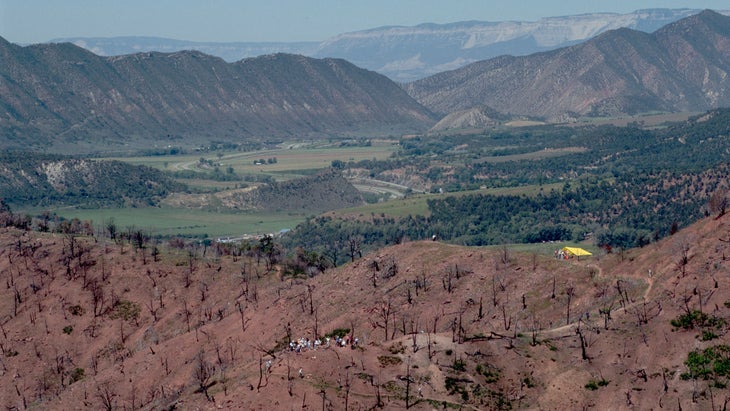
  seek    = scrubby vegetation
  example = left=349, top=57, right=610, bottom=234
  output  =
left=0, top=153, right=184, bottom=208
left=283, top=109, right=730, bottom=261
left=681, top=345, right=730, bottom=386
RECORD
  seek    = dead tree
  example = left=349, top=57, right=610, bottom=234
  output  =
left=369, top=298, right=395, bottom=341
left=226, top=337, right=239, bottom=364
left=444, top=270, right=454, bottom=294
left=674, top=236, right=692, bottom=277
left=565, top=285, right=575, bottom=325
left=458, top=306, right=467, bottom=342
left=374, top=374, right=384, bottom=408
left=347, top=235, right=363, bottom=262
left=492, top=275, right=499, bottom=307
left=369, top=259, right=380, bottom=288
left=529, top=314, right=540, bottom=346
left=599, top=305, right=613, bottom=330
left=182, top=299, right=192, bottom=333
left=478, top=296, right=484, bottom=320
left=89, top=279, right=106, bottom=317
left=147, top=298, right=159, bottom=322
left=306, top=285, right=315, bottom=315
left=312, top=307, right=319, bottom=339
left=500, top=245, right=510, bottom=264
left=501, top=303, right=512, bottom=331
left=349, top=319, right=357, bottom=348
left=287, top=356, right=294, bottom=397
left=575, top=321, right=589, bottom=361
left=404, top=356, right=412, bottom=409
left=96, top=382, right=117, bottom=411
left=185, top=250, right=197, bottom=288
left=342, top=369, right=352, bottom=411
left=551, top=276, right=556, bottom=299
left=210, top=335, right=224, bottom=366
left=194, top=350, right=215, bottom=401
left=236, top=301, right=250, bottom=333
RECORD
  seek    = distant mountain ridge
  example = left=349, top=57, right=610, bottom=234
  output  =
left=404, top=10, right=730, bottom=122
left=57, top=36, right=320, bottom=63
left=52, top=8, right=729, bottom=82
left=0, top=38, right=435, bottom=153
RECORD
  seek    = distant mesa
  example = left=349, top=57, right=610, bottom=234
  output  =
left=51, top=8, right=729, bottom=82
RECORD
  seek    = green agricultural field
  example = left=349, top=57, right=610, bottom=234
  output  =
left=223, top=145, right=396, bottom=176
left=37, top=207, right=305, bottom=239
left=105, top=140, right=399, bottom=181
left=335, top=194, right=432, bottom=219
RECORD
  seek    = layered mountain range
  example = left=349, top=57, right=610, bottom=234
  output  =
left=404, top=10, right=730, bottom=122
left=0, top=38, right=435, bottom=153
left=2, top=10, right=730, bottom=151
left=54, top=9, right=726, bottom=82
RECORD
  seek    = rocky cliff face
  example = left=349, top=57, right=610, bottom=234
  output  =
left=0, top=40, right=435, bottom=154
left=403, top=10, right=730, bottom=121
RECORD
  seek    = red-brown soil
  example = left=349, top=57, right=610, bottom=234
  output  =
left=1, top=213, right=729, bottom=410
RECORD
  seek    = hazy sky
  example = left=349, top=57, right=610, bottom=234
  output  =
left=1, top=0, right=729, bottom=44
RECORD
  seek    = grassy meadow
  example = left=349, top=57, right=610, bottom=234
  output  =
left=39, top=206, right=305, bottom=239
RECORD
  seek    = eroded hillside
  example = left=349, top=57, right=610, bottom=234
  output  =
left=0, top=211, right=729, bottom=409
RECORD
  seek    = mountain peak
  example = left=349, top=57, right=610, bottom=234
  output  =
left=658, top=8, right=730, bottom=31
left=405, top=10, right=730, bottom=120
left=698, top=8, right=724, bottom=17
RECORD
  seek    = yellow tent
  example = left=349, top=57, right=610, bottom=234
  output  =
left=561, top=247, right=592, bottom=257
